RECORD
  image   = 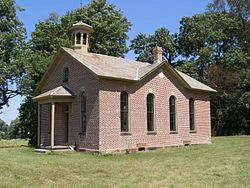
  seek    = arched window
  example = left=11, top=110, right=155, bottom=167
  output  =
left=76, top=32, right=81, bottom=44
left=169, top=96, right=176, bottom=132
left=80, top=92, right=87, bottom=134
left=63, top=67, right=69, bottom=83
left=189, top=98, right=195, bottom=131
left=83, top=33, right=87, bottom=45
left=147, top=93, right=155, bottom=131
left=120, top=91, right=129, bottom=132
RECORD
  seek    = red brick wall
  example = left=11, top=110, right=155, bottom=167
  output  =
left=40, top=53, right=100, bottom=150
left=99, top=68, right=211, bottom=152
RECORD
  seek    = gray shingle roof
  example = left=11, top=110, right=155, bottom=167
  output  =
left=62, top=47, right=216, bottom=92
left=63, top=47, right=151, bottom=81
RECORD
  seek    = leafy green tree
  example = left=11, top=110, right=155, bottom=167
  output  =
left=0, top=119, right=8, bottom=132
left=0, top=0, right=26, bottom=109
left=0, top=119, right=8, bottom=139
left=62, top=0, right=131, bottom=57
left=6, top=118, right=21, bottom=139
left=207, top=0, right=250, bottom=55
left=30, top=0, right=131, bottom=57
left=176, top=11, right=250, bottom=135
left=207, top=0, right=250, bottom=19
left=30, top=12, right=71, bottom=54
left=18, top=97, right=37, bottom=145
left=130, top=28, right=176, bottom=64
left=177, top=12, right=248, bottom=77
left=19, top=50, right=53, bottom=95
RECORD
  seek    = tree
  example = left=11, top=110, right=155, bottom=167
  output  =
left=62, top=0, right=131, bottom=57
left=30, top=12, right=71, bottom=54
left=6, top=118, right=21, bottom=139
left=18, top=0, right=132, bottom=146
left=176, top=11, right=250, bottom=135
left=130, top=28, right=176, bottom=64
left=18, top=97, right=37, bottom=145
left=30, top=0, right=131, bottom=57
left=177, top=12, right=249, bottom=88
left=0, top=119, right=8, bottom=132
left=207, top=0, right=250, bottom=19
left=0, top=119, right=8, bottom=139
left=0, top=0, right=26, bottom=110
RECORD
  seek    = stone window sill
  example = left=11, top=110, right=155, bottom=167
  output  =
left=190, top=130, right=197, bottom=133
left=147, top=131, right=157, bottom=135
left=120, top=132, right=131, bottom=136
left=170, top=131, right=178, bottom=134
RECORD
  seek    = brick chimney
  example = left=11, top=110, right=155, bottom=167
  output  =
left=153, top=46, right=163, bottom=64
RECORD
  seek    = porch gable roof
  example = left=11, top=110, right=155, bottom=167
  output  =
left=33, top=86, right=75, bottom=102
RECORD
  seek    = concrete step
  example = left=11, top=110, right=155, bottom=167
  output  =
left=35, top=145, right=75, bottom=154
left=34, top=149, right=51, bottom=154
left=40, top=145, right=75, bottom=150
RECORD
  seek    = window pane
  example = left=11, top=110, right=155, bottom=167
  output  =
left=147, top=94, right=154, bottom=131
left=76, top=33, right=81, bottom=44
left=189, top=98, right=195, bottom=131
left=169, top=96, right=176, bottom=131
left=63, top=67, right=69, bottom=82
left=120, top=91, right=128, bottom=132
left=83, top=33, right=87, bottom=44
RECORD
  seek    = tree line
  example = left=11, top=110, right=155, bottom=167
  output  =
left=0, top=118, right=21, bottom=139
left=0, top=0, right=249, bottom=145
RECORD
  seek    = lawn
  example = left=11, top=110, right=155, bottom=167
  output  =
left=0, top=139, right=28, bottom=148
left=0, top=136, right=249, bottom=188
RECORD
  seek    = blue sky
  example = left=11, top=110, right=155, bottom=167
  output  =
left=0, top=0, right=211, bottom=124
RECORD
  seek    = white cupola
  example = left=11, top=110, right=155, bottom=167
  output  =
left=70, top=21, right=94, bottom=54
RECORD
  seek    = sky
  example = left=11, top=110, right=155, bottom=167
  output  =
left=0, top=0, right=211, bottom=124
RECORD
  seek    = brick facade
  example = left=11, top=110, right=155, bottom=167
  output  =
left=40, top=53, right=100, bottom=150
left=99, top=68, right=211, bottom=152
left=39, top=54, right=211, bottom=152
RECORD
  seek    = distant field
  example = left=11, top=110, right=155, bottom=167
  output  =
left=0, top=136, right=249, bottom=188
left=0, top=139, right=28, bottom=148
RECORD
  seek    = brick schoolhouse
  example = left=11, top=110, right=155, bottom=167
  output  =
left=33, top=22, right=216, bottom=153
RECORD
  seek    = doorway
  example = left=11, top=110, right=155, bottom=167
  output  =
left=63, top=104, right=69, bottom=143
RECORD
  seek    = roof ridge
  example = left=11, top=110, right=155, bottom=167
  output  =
left=50, top=86, right=62, bottom=96
left=136, top=68, right=140, bottom=80
left=62, top=47, right=151, bottom=66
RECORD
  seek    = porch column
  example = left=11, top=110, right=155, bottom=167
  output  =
left=51, top=102, right=55, bottom=148
left=37, top=103, right=41, bottom=148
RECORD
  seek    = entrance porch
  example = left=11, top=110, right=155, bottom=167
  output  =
left=33, top=86, right=75, bottom=149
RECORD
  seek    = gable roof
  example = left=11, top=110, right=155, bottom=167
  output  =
left=33, top=86, right=75, bottom=101
left=35, top=47, right=216, bottom=93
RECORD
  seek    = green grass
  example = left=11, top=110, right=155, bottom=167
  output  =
left=0, top=139, right=28, bottom=148
left=0, top=136, right=249, bottom=188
